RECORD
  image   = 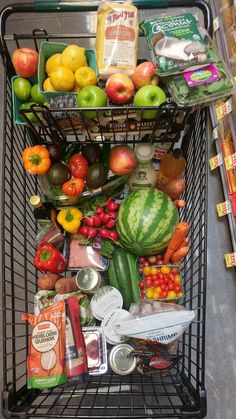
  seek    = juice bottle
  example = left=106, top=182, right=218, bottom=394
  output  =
left=128, top=143, right=157, bottom=191
left=157, top=148, right=186, bottom=183
left=29, top=195, right=57, bottom=226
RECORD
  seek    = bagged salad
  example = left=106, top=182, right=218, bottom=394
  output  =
left=115, top=300, right=195, bottom=345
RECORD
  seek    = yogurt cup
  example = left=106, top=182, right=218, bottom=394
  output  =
left=90, top=286, right=123, bottom=321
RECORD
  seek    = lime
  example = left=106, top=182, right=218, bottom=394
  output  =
left=13, top=77, right=32, bottom=101
left=31, top=83, right=46, bottom=104
left=20, top=102, right=38, bottom=123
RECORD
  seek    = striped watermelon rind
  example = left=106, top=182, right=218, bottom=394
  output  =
left=117, top=188, right=179, bottom=255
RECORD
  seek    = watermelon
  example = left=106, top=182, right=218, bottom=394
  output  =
left=117, top=188, right=179, bottom=255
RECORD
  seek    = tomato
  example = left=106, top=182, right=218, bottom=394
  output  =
left=167, top=291, right=177, bottom=299
left=69, top=154, right=88, bottom=179
left=153, top=291, right=159, bottom=299
left=143, top=261, right=150, bottom=267
left=139, top=281, right=145, bottom=289
left=161, top=284, right=168, bottom=292
left=139, top=256, right=145, bottom=263
left=163, top=276, right=169, bottom=284
left=154, top=287, right=162, bottom=294
left=176, top=292, right=183, bottom=297
left=168, top=281, right=175, bottom=291
left=84, top=216, right=94, bottom=227
left=146, top=288, right=154, bottom=299
left=161, top=266, right=170, bottom=275
left=171, top=267, right=179, bottom=274
left=174, top=274, right=181, bottom=284
left=87, top=227, right=97, bottom=238
left=148, top=255, right=157, bottom=265
left=152, top=274, right=158, bottom=281
left=138, top=267, right=143, bottom=275
left=174, top=284, right=182, bottom=293
left=141, top=289, right=146, bottom=299
left=62, top=178, right=85, bottom=196
left=109, top=230, right=119, bottom=241
left=159, top=291, right=168, bottom=299
left=145, top=278, right=152, bottom=288
left=153, top=279, right=159, bottom=287
left=157, top=273, right=164, bottom=280
left=145, top=274, right=152, bottom=281
left=150, top=267, right=158, bottom=275
left=143, top=266, right=151, bottom=275
left=157, top=260, right=164, bottom=265
left=156, top=279, right=163, bottom=287
left=167, top=272, right=175, bottom=282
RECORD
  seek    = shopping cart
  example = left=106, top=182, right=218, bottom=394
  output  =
left=0, top=1, right=211, bottom=418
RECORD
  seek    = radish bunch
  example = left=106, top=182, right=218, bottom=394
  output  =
left=79, top=198, right=119, bottom=241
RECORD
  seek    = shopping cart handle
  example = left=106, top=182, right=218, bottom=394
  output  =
left=34, top=0, right=212, bottom=35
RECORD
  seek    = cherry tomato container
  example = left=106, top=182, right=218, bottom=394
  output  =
left=142, top=264, right=184, bottom=302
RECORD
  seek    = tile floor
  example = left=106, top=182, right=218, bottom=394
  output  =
left=0, top=1, right=236, bottom=418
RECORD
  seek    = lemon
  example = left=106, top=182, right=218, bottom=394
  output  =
left=61, top=45, right=87, bottom=72
left=45, top=53, right=62, bottom=75
left=75, top=66, right=97, bottom=88
left=43, top=77, right=55, bottom=91
left=49, top=66, right=75, bottom=91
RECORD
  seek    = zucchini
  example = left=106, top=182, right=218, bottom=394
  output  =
left=126, top=252, right=140, bottom=303
left=112, top=248, right=133, bottom=310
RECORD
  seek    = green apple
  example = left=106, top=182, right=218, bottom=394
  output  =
left=76, top=86, right=107, bottom=119
left=133, top=85, right=166, bottom=119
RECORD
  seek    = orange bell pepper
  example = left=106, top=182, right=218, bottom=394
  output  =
left=22, top=145, right=51, bottom=174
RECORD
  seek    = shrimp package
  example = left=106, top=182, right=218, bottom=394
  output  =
left=23, top=300, right=67, bottom=389
left=96, top=0, right=138, bottom=79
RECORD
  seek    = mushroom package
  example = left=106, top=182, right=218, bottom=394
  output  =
left=140, top=13, right=211, bottom=76
left=23, top=300, right=67, bottom=389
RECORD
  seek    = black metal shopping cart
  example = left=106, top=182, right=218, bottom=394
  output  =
left=0, top=1, right=211, bottom=418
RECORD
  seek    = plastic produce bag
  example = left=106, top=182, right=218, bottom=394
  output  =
left=96, top=0, right=138, bottom=79
left=115, top=300, right=195, bottom=345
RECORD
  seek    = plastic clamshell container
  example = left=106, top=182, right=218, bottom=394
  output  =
left=11, top=75, right=38, bottom=125
left=143, top=264, right=184, bottom=302
left=39, top=173, right=128, bottom=209
left=38, top=41, right=97, bottom=99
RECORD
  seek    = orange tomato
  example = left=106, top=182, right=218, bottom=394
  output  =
left=154, top=287, right=162, bottom=294
left=174, top=274, right=181, bottom=284
left=161, top=266, right=170, bottom=275
left=146, top=288, right=154, bottom=299
left=143, top=266, right=151, bottom=276
left=176, top=292, right=183, bottom=297
left=153, top=291, right=159, bottom=299
left=167, top=291, right=177, bottom=299
left=150, top=267, right=158, bottom=275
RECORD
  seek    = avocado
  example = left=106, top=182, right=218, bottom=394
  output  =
left=86, top=162, right=107, bottom=189
left=47, top=162, right=71, bottom=186
left=82, top=143, right=101, bottom=165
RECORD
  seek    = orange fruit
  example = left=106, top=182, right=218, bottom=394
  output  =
left=75, top=66, right=97, bottom=88
left=146, top=288, right=154, bottom=299
left=43, top=77, right=55, bottom=91
left=49, top=66, right=75, bottom=91
left=174, top=274, right=181, bottom=284
left=150, top=267, right=158, bottom=275
left=45, top=53, right=62, bottom=75
left=161, top=266, right=170, bottom=275
left=61, top=45, right=87, bottom=72
left=167, top=291, right=177, bottom=299
left=143, top=266, right=151, bottom=275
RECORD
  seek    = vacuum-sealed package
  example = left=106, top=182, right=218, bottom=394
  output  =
left=140, top=12, right=211, bottom=76
left=96, top=0, right=138, bottom=79
left=23, top=301, right=67, bottom=389
left=115, top=301, right=195, bottom=345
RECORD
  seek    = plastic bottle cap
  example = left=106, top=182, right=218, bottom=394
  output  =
left=172, top=148, right=183, bottom=158
left=135, top=143, right=155, bottom=163
left=30, top=195, right=42, bottom=207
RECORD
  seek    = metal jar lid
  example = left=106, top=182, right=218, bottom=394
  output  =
left=109, top=344, right=137, bottom=376
left=76, top=268, right=102, bottom=293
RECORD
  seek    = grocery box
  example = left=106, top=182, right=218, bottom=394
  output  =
left=142, top=264, right=184, bottom=302
left=38, top=41, right=97, bottom=99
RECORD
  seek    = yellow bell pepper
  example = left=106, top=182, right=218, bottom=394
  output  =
left=57, top=208, right=82, bottom=233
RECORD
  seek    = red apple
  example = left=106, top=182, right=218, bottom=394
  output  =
left=12, top=48, right=39, bottom=78
left=105, top=73, right=134, bottom=105
left=109, top=145, right=137, bottom=175
left=132, top=62, right=159, bottom=89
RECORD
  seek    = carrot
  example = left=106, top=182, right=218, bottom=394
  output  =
left=164, top=222, right=190, bottom=264
left=178, top=237, right=189, bottom=249
left=171, top=246, right=189, bottom=263
left=173, top=199, right=186, bottom=208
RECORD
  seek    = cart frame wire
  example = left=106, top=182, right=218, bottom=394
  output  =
left=0, top=1, right=210, bottom=418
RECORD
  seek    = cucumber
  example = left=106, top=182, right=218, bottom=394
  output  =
left=126, top=252, right=140, bottom=303
left=108, top=260, right=119, bottom=290
left=112, top=248, right=133, bottom=310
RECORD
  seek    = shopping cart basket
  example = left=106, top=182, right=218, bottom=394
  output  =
left=0, top=1, right=211, bottom=418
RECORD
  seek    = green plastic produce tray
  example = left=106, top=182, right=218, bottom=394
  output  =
left=11, top=75, right=38, bottom=125
left=38, top=41, right=97, bottom=99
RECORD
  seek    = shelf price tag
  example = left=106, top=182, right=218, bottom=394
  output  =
left=224, top=153, right=236, bottom=170
left=216, top=98, right=232, bottom=121
left=213, top=17, right=220, bottom=32
left=216, top=200, right=231, bottom=217
left=225, top=252, right=236, bottom=268
left=209, top=153, right=223, bottom=170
